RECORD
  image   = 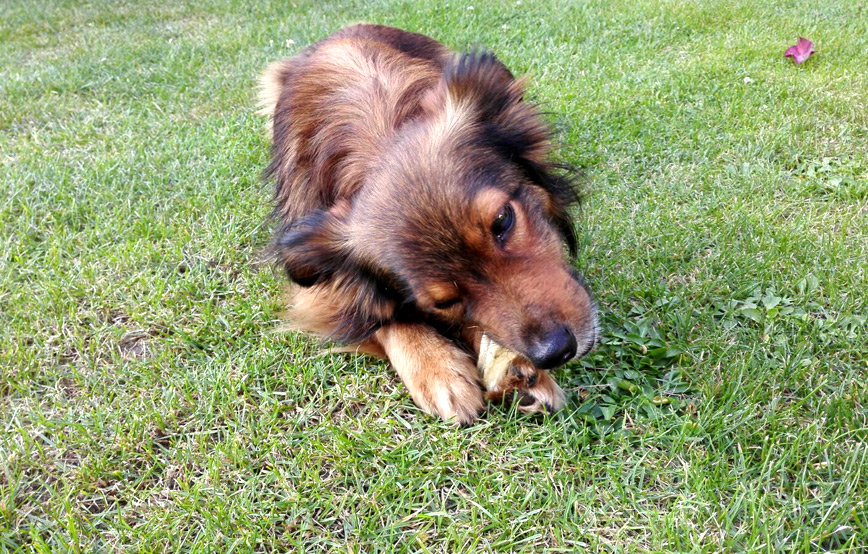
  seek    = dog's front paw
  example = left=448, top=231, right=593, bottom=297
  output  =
left=376, top=323, right=485, bottom=424
left=484, top=358, right=565, bottom=416
left=514, top=369, right=565, bottom=415
left=410, top=350, right=485, bottom=424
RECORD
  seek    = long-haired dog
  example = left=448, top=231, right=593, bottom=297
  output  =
left=260, top=24, right=597, bottom=423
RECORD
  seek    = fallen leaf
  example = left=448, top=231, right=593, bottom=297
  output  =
left=784, top=37, right=815, bottom=64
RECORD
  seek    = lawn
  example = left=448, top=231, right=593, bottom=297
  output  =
left=1, top=0, right=867, bottom=552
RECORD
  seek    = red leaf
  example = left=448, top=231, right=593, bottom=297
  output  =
left=784, top=37, right=815, bottom=64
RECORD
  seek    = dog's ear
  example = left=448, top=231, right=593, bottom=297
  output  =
left=275, top=207, right=402, bottom=341
left=275, top=209, right=347, bottom=287
left=437, top=52, right=582, bottom=256
left=438, top=51, right=550, bottom=166
left=520, top=161, right=581, bottom=256
left=441, top=52, right=517, bottom=119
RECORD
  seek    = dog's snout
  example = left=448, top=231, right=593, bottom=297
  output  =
left=528, top=326, right=577, bottom=369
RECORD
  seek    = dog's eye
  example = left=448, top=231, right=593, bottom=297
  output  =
left=434, top=298, right=461, bottom=310
left=491, top=204, right=514, bottom=243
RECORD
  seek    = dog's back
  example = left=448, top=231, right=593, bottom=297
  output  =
left=260, top=25, right=450, bottom=223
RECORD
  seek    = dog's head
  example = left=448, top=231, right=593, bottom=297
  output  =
left=277, top=52, right=597, bottom=368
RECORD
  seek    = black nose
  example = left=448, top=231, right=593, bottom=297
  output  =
left=528, top=326, right=577, bottom=369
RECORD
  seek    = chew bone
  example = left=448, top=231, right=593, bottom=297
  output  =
left=477, top=333, right=515, bottom=392
left=476, top=334, right=566, bottom=414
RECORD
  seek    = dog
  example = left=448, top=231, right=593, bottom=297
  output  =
left=259, top=24, right=597, bottom=423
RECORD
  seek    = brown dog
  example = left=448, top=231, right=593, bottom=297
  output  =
left=260, top=24, right=597, bottom=423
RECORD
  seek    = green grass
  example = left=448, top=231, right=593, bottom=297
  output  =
left=1, top=0, right=867, bottom=551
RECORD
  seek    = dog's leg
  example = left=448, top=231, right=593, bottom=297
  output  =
left=512, top=363, right=566, bottom=415
left=480, top=354, right=566, bottom=415
left=375, top=323, right=484, bottom=424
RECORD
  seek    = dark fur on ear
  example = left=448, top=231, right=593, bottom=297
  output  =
left=443, top=51, right=583, bottom=256
left=274, top=210, right=406, bottom=342
left=327, top=271, right=404, bottom=342
left=275, top=210, right=344, bottom=287
left=519, top=160, right=581, bottom=257
left=442, top=51, right=516, bottom=118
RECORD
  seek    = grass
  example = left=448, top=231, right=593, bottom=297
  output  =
left=1, top=0, right=867, bottom=551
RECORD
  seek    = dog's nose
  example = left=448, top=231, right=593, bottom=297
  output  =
left=528, top=326, right=577, bottom=369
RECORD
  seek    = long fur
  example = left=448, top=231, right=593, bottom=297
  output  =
left=259, top=25, right=596, bottom=422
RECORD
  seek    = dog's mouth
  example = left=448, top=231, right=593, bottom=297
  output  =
left=480, top=317, right=597, bottom=370
left=567, top=269, right=599, bottom=361
left=575, top=305, right=600, bottom=359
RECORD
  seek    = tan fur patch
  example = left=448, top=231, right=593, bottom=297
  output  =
left=257, top=60, right=290, bottom=132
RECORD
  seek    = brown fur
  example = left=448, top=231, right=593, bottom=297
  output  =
left=261, top=25, right=597, bottom=423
